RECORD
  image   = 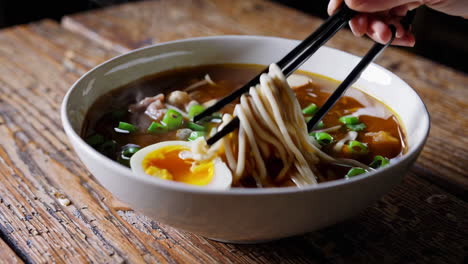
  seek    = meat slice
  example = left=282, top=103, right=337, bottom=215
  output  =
left=129, top=93, right=166, bottom=121
left=145, top=100, right=166, bottom=121
left=129, top=94, right=165, bottom=112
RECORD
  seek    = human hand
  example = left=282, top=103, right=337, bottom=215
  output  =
left=328, top=0, right=468, bottom=47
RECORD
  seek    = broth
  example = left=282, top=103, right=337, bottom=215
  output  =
left=82, top=64, right=405, bottom=186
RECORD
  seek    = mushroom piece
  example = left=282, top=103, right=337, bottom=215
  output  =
left=167, top=91, right=191, bottom=109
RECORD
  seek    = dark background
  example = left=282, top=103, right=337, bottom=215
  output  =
left=0, top=0, right=467, bottom=73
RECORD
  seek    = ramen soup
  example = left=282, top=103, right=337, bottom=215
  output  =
left=82, top=64, right=406, bottom=189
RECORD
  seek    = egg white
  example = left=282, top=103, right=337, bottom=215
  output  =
left=130, top=141, right=232, bottom=190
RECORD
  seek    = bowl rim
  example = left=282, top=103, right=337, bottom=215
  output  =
left=61, top=35, right=430, bottom=196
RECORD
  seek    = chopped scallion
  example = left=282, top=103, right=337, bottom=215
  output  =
left=316, top=120, right=325, bottom=129
left=314, top=132, right=334, bottom=145
left=348, top=140, right=369, bottom=154
left=161, top=109, right=184, bottom=130
left=147, top=122, right=167, bottom=133
left=85, top=134, right=104, bottom=147
left=212, top=112, right=223, bottom=119
left=187, top=122, right=205, bottom=131
left=200, top=113, right=223, bottom=123
left=117, top=122, right=137, bottom=132
left=345, top=167, right=367, bottom=179
left=302, top=103, right=318, bottom=115
left=188, top=131, right=206, bottom=141
left=339, top=115, right=359, bottom=125
left=98, top=140, right=117, bottom=158
left=188, top=105, right=205, bottom=119
left=122, top=145, right=140, bottom=158
left=370, top=155, right=390, bottom=169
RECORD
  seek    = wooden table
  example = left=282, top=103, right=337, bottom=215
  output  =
left=0, top=0, right=467, bottom=262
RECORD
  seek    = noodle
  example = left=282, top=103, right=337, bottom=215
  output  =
left=190, top=64, right=372, bottom=187
left=222, top=64, right=371, bottom=187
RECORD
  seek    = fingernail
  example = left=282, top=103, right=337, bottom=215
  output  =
left=396, top=30, right=404, bottom=38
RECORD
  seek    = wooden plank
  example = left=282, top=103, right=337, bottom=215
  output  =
left=0, top=239, right=23, bottom=263
left=62, top=0, right=468, bottom=192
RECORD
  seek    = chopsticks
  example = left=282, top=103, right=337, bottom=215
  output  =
left=201, top=6, right=356, bottom=146
left=204, top=8, right=398, bottom=146
left=306, top=25, right=397, bottom=131
left=193, top=5, right=357, bottom=123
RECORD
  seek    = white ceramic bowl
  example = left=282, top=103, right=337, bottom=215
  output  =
left=61, top=36, right=430, bottom=243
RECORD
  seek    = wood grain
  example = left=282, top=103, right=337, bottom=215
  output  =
left=0, top=239, right=23, bottom=263
left=0, top=1, right=465, bottom=263
left=62, top=0, right=468, bottom=192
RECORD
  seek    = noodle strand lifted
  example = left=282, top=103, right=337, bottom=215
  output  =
left=223, top=64, right=324, bottom=186
left=213, top=64, right=371, bottom=187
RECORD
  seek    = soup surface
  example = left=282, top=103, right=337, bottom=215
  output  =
left=82, top=64, right=406, bottom=187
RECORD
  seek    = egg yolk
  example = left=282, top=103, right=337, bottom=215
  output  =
left=142, top=145, right=214, bottom=186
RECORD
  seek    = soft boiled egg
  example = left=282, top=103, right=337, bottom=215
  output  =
left=130, top=141, right=232, bottom=190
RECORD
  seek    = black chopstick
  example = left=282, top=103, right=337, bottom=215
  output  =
left=193, top=5, right=356, bottom=123
left=207, top=26, right=396, bottom=146
left=307, top=26, right=397, bottom=131
left=206, top=117, right=240, bottom=146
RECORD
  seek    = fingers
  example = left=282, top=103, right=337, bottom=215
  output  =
left=390, top=5, right=410, bottom=16
left=387, top=17, right=406, bottom=38
left=344, top=0, right=421, bottom=12
left=349, top=14, right=368, bottom=36
left=327, top=0, right=344, bottom=15
left=390, top=32, right=415, bottom=47
left=367, top=18, right=392, bottom=44
left=366, top=18, right=415, bottom=47
left=328, top=0, right=417, bottom=47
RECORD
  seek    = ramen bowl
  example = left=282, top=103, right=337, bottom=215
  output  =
left=61, top=36, right=430, bottom=243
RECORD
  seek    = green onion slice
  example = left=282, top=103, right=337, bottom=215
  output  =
left=339, top=115, right=359, bottom=125
left=187, top=122, right=206, bottom=131
left=314, top=132, right=334, bottom=145
left=302, top=103, right=318, bottom=115
left=199, top=113, right=223, bottom=123
left=369, top=155, right=390, bottom=169
left=98, top=140, right=117, bottom=157
left=85, top=134, right=104, bottom=147
left=161, top=109, right=184, bottom=130
left=348, top=140, right=369, bottom=154
left=315, top=120, right=325, bottom=129
left=345, top=167, right=367, bottom=179
left=188, top=131, right=206, bottom=141
left=122, top=144, right=140, bottom=159
left=188, top=105, right=205, bottom=119
left=117, top=122, right=137, bottom=132
left=147, top=122, right=167, bottom=133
